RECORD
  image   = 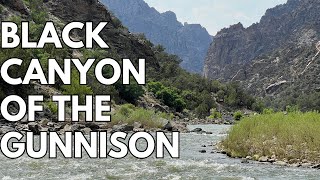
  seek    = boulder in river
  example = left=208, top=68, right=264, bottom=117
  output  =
left=241, top=159, right=249, bottom=164
left=191, top=128, right=202, bottom=132
left=273, top=161, right=287, bottom=166
left=312, top=164, right=320, bottom=169
left=189, top=128, right=213, bottom=134
left=246, top=156, right=252, bottom=160
left=258, top=156, right=269, bottom=162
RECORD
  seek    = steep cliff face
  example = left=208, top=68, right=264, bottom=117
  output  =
left=204, top=0, right=320, bottom=99
left=101, top=0, right=212, bottom=73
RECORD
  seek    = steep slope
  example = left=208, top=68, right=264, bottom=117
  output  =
left=204, top=0, right=320, bottom=107
left=101, top=0, right=212, bottom=73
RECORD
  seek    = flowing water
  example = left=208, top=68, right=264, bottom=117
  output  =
left=0, top=125, right=320, bottom=180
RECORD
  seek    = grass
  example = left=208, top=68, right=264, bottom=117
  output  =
left=109, top=104, right=172, bottom=129
left=221, top=112, right=320, bottom=163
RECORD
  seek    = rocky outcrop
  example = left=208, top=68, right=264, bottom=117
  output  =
left=204, top=0, right=320, bottom=99
left=101, top=0, right=212, bottom=73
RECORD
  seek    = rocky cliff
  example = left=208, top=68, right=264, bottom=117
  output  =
left=204, top=0, right=320, bottom=102
left=101, top=0, right=212, bottom=73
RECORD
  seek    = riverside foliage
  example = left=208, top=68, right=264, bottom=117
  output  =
left=221, top=112, right=320, bottom=163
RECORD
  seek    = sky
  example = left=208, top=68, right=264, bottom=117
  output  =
left=144, top=0, right=287, bottom=35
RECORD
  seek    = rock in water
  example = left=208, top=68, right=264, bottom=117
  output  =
left=241, top=159, right=249, bottom=164
left=191, top=128, right=202, bottom=132
left=258, top=156, right=269, bottom=162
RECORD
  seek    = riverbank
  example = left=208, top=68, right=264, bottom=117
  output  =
left=219, top=111, right=320, bottom=168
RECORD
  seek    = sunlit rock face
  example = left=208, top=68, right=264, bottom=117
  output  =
left=204, top=0, right=320, bottom=99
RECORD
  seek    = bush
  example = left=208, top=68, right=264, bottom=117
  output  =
left=233, top=111, right=243, bottom=121
left=209, top=108, right=222, bottom=119
left=115, top=81, right=144, bottom=104
left=45, top=101, right=58, bottom=114
left=252, top=100, right=265, bottom=113
left=262, top=108, right=274, bottom=114
left=195, top=103, right=210, bottom=118
left=61, top=71, right=93, bottom=104
left=148, top=82, right=186, bottom=112
left=117, top=104, right=135, bottom=116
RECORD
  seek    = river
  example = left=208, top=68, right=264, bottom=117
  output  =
left=0, top=125, right=320, bottom=179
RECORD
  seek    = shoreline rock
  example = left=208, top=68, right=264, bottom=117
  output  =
left=216, top=148, right=320, bottom=169
left=0, top=118, right=195, bottom=136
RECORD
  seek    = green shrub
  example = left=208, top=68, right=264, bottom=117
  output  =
left=45, top=101, right=58, bottom=114
left=195, top=103, right=210, bottom=118
left=252, top=99, right=265, bottom=113
left=117, top=104, right=135, bottom=116
left=61, top=71, right=93, bottom=104
left=148, top=81, right=164, bottom=94
left=148, top=82, right=186, bottom=112
left=209, top=108, right=222, bottom=119
left=233, top=111, right=243, bottom=121
left=31, top=11, right=48, bottom=24
left=115, top=81, right=144, bottom=104
left=262, top=108, right=275, bottom=114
